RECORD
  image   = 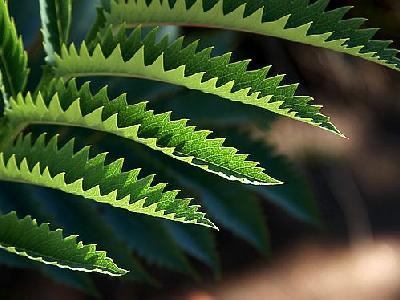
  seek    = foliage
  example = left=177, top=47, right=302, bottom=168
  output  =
left=0, top=0, right=397, bottom=294
left=0, top=211, right=126, bottom=276
left=0, top=0, right=28, bottom=101
left=102, top=0, right=400, bottom=70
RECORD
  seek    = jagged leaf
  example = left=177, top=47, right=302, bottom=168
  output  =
left=0, top=211, right=127, bottom=276
left=154, top=91, right=319, bottom=223
left=110, top=137, right=270, bottom=254
left=0, top=183, right=152, bottom=283
left=6, top=79, right=279, bottom=185
left=33, top=189, right=155, bottom=283
left=0, top=133, right=214, bottom=227
left=39, top=0, right=72, bottom=63
left=72, top=130, right=221, bottom=274
left=103, top=0, right=400, bottom=71
left=53, top=25, right=340, bottom=135
left=0, top=0, right=29, bottom=101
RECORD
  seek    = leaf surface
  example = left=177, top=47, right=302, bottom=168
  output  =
left=0, top=133, right=214, bottom=227
left=104, top=0, right=400, bottom=71
left=0, top=211, right=127, bottom=275
left=0, top=0, right=29, bottom=101
left=6, top=79, right=279, bottom=185
left=54, top=26, right=341, bottom=135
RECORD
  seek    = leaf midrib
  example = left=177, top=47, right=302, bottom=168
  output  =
left=9, top=119, right=275, bottom=185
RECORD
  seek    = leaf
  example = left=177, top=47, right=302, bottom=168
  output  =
left=6, top=79, right=279, bottom=186
left=39, top=0, right=72, bottom=63
left=0, top=211, right=127, bottom=276
left=34, top=189, right=155, bottom=283
left=69, top=130, right=222, bottom=274
left=155, top=93, right=319, bottom=223
left=0, top=133, right=214, bottom=227
left=110, top=136, right=271, bottom=254
left=104, top=0, right=400, bottom=71
left=0, top=0, right=29, bottom=101
left=53, top=25, right=341, bottom=135
left=103, top=207, right=195, bottom=275
left=0, top=183, right=152, bottom=284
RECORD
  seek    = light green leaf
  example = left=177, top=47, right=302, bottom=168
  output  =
left=0, top=211, right=127, bottom=276
left=0, top=133, right=214, bottom=227
left=53, top=25, right=341, bottom=135
left=115, top=137, right=271, bottom=254
left=36, top=190, right=155, bottom=283
left=0, top=0, right=29, bottom=101
left=104, top=0, right=400, bottom=71
left=6, top=79, right=279, bottom=185
left=72, top=130, right=221, bottom=274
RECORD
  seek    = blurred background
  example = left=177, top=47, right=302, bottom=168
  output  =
left=2, top=0, right=400, bottom=299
